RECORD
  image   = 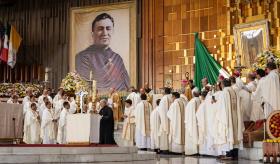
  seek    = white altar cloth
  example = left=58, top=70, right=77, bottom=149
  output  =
left=66, top=113, right=101, bottom=144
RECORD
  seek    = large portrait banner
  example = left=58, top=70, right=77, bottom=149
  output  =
left=70, top=2, right=136, bottom=92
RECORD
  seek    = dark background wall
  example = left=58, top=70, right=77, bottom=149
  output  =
left=0, top=0, right=138, bottom=89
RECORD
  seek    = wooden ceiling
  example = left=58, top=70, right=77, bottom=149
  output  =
left=0, top=0, right=16, bottom=6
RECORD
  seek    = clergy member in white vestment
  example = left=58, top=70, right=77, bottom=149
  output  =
left=69, top=97, right=77, bottom=114
left=185, top=88, right=201, bottom=155
left=261, top=62, right=280, bottom=117
left=52, top=88, right=64, bottom=107
left=167, top=92, right=185, bottom=154
left=23, top=103, right=41, bottom=144
left=7, top=95, right=19, bottom=104
left=38, top=89, right=53, bottom=107
left=122, top=99, right=135, bottom=146
left=54, top=92, right=68, bottom=119
left=251, top=69, right=266, bottom=121
left=215, top=79, right=244, bottom=160
left=22, top=88, right=33, bottom=107
left=41, top=101, right=57, bottom=144
left=196, top=91, right=209, bottom=155
left=126, top=87, right=141, bottom=108
left=230, top=76, right=251, bottom=122
left=158, top=87, right=172, bottom=152
left=39, top=97, right=49, bottom=118
left=134, top=94, right=152, bottom=150
left=23, top=95, right=37, bottom=117
left=150, top=99, right=161, bottom=153
left=57, top=101, right=70, bottom=144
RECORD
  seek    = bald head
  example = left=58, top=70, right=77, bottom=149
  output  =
left=201, top=78, right=208, bottom=87
left=100, top=99, right=108, bottom=108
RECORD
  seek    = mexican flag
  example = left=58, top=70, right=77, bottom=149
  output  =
left=7, top=25, right=22, bottom=68
left=0, top=24, right=10, bottom=63
left=194, top=32, right=230, bottom=90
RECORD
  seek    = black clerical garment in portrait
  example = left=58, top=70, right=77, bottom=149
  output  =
left=75, top=45, right=129, bottom=91
left=99, top=105, right=116, bottom=145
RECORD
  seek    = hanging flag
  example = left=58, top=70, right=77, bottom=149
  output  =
left=0, top=24, right=10, bottom=63
left=194, top=32, right=230, bottom=90
left=7, top=25, right=22, bottom=68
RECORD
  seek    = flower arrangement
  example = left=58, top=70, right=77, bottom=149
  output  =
left=252, top=49, right=280, bottom=70
left=0, top=83, right=42, bottom=98
left=60, top=72, right=88, bottom=95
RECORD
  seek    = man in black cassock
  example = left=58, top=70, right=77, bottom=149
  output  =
left=97, top=99, right=116, bottom=145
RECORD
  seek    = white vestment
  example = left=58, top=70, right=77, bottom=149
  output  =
left=69, top=99, right=77, bottom=114
left=214, top=87, right=244, bottom=155
left=23, top=101, right=38, bottom=116
left=158, top=94, right=172, bottom=150
left=262, top=70, right=280, bottom=117
left=41, top=108, right=56, bottom=144
left=150, top=106, right=161, bottom=150
left=167, top=99, right=185, bottom=153
left=251, top=78, right=266, bottom=121
left=57, top=108, right=69, bottom=144
left=22, top=96, right=30, bottom=107
left=53, top=94, right=62, bottom=107
left=134, top=100, right=152, bottom=149
left=122, top=106, right=135, bottom=146
left=126, top=92, right=141, bottom=108
left=38, top=95, right=52, bottom=107
left=185, top=97, right=201, bottom=155
left=232, top=84, right=252, bottom=122
left=23, top=109, right=41, bottom=144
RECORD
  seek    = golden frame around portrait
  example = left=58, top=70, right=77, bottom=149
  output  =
left=69, top=1, right=137, bottom=88
left=233, top=19, right=270, bottom=68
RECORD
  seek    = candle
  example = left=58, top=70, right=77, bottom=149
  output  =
left=89, top=71, right=92, bottom=81
left=44, top=67, right=49, bottom=82
left=92, top=80, right=97, bottom=102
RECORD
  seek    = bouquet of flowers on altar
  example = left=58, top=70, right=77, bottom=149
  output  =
left=252, top=50, right=280, bottom=70
left=60, top=71, right=88, bottom=94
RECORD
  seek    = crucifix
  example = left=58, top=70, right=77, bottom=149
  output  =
left=75, top=90, right=88, bottom=114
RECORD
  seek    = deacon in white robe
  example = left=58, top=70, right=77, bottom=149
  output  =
left=23, top=95, right=38, bottom=116
left=126, top=87, right=141, bottom=108
left=150, top=99, right=161, bottom=151
left=22, top=88, right=33, bottom=107
left=158, top=87, right=172, bottom=152
left=38, top=89, right=53, bottom=107
left=196, top=91, right=208, bottom=155
left=57, top=101, right=70, bottom=144
left=185, top=89, right=201, bottom=155
left=122, top=99, right=135, bottom=146
left=251, top=69, right=266, bottom=121
left=134, top=94, right=152, bottom=150
left=39, top=97, right=49, bottom=118
left=7, top=95, right=19, bottom=104
left=69, top=97, right=77, bottom=114
left=230, top=76, right=252, bottom=122
left=41, top=101, right=57, bottom=144
left=214, top=79, right=244, bottom=160
left=54, top=93, right=68, bottom=119
left=261, top=62, right=280, bottom=117
left=167, top=92, right=185, bottom=153
left=52, top=88, right=63, bottom=107
left=23, top=103, right=41, bottom=144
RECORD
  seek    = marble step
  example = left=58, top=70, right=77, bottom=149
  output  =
left=0, top=152, right=156, bottom=163
left=239, top=147, right=263, bottom=161
left=0, top=146, right=138, bottom=155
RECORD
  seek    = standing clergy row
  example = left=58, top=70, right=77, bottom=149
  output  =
left=121, top=80, right=245, bottom=160
left=22, top=89, right=76, bottom=144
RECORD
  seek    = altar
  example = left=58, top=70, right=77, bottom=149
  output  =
left=66, top=113, right=101, bottom=144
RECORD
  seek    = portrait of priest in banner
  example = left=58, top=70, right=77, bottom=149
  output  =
left=75, top=13, right=130, bottom=92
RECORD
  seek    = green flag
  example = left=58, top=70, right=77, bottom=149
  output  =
left=194, top=32, right=229, bottom=90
